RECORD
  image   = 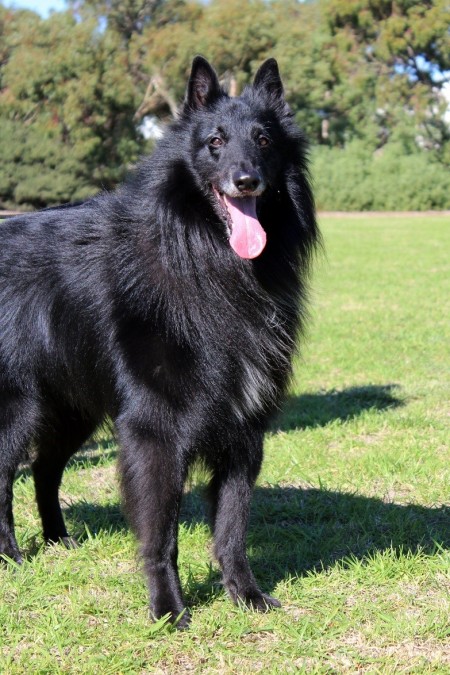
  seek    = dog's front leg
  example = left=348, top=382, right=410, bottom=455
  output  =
left=209, top=435, right=281, bottom=611
left=117, top=421, right=189, bottom=628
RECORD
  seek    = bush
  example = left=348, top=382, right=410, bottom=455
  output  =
left=0, top=121, right=98, bottom=210
left=312, top=142, right=450, bottom=211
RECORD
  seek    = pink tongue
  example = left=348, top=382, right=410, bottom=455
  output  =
left=223, top=195, right=267, bottom=259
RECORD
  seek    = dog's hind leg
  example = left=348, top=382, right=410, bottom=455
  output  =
left=0, top=387, right=39, bottom=564
left=208, top=433, right=281, bottom=612
left=32, top=410, right=96, bottom=546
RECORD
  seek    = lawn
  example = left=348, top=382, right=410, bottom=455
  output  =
left=1, top=214, right=449, bottom=673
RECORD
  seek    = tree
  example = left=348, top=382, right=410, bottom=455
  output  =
left=130, top=0, right=277, bottom=121
left=0, top=6, right=142, bottom=208
left=324, top=0, right=450, bottom=157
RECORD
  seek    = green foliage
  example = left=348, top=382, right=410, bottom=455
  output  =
left=312, top=141, right=450, bottom=210
left=322, top=0, right=450, bottom=151
left=0, top=0, right=449, bottom=209
left=0, top=5, right=142, bottom=208
left=0, top=120, right=95, bottom=208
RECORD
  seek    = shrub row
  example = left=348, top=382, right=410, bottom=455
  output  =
left=312, top=143, right=450, bottom=211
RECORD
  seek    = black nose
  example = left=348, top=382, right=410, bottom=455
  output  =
left=232, top=170, right=261, bottom=193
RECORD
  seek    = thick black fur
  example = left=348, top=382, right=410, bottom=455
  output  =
left=0, top=57, right=319, bottom=627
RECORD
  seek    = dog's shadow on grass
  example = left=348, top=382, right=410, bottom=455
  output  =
left=59, top=383, right=448, bottom=607
left=11, top=384, right=434, bottom=602
left=63, top=484, right=449, bottom=608
left=247, top=487, right=449, bottom=586
left=177, top=484, right=449, bottom=606
left=272, top=383, right=404, bottom=431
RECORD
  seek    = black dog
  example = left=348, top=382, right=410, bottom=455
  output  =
left=0, top=57, right=319, bottom=627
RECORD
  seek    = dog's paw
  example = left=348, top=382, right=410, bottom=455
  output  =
left=151, top=603, right=190, bottom=630
left=172, top=608, right=191, bottom=630
left=226, top=580, right=281, bottom=612
left=239, top=589, right=281, bottom=612
left=60, top=536, right=80, bottom=550
left=44, top=535, right=79, bottom=550
left=0, top=536, right=23, bottom=565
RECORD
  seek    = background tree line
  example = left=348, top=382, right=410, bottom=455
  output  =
left=0, top=0, right=449, bottom=210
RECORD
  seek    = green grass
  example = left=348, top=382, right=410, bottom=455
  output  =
left=1, top=214, right=449, bottom=673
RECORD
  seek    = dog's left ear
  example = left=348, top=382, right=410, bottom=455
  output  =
left=184, top=56, right=222, bottom=111
left=253, top=58, right=284, bottom=101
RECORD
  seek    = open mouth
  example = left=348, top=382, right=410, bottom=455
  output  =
left=212, top=188, right=267, bottom=259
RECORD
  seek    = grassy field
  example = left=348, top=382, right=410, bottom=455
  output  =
left=1, top=214, right=449, bottom=673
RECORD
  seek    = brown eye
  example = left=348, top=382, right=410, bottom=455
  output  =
left=209, top=137, right=223, bottom=148
left=258, top=135, right=270, bottom=147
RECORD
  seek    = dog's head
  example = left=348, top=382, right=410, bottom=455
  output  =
left=180, top=56, right=299, bottom=259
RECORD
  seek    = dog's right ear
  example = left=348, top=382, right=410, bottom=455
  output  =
left=184, top=56, right=222, bottom=111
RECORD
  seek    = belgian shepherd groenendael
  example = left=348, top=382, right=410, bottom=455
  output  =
left=0, top=57, right=319, bottom=627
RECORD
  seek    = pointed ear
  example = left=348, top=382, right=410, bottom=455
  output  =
left=184, top=56, right=222, bottom=111
left=253, top=58, right=284, bottom=101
